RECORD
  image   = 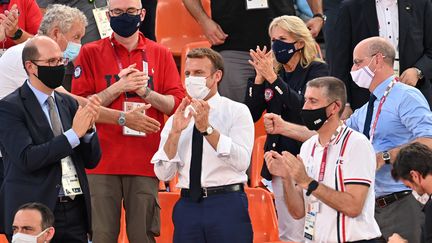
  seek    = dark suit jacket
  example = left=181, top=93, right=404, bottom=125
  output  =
left=0, top=82, right=101, bottom=235
left=329, top=0, right=432, bottom=110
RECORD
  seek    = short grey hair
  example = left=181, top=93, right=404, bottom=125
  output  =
left=366, top=37, right=396, bottom=66
left=38, top=4, right=88, bottom=35
left=306, top=76, right=347, bottom=116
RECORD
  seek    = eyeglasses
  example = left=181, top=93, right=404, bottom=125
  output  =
left=109, top=8, right=142, bottom=17
left=352, top=52, right=385, bottom=67
left=31, top=57, right=69, bottom=67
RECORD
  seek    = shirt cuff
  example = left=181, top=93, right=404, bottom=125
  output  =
left=216, top=134, right=232, bottom=157
left=151, top=148, right=182, bottom=165
left=64, top=129, right=80, bottom=149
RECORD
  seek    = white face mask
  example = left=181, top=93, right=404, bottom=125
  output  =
left=350, top=57, right=376, bottom=89
left=185, top=76, right=210, bottom=100
left=12, top=228, right=48, bottom=243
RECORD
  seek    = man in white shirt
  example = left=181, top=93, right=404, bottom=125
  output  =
left=265, top=76, right=381, bottom=243
left=152, top=47, right=254, bottom=242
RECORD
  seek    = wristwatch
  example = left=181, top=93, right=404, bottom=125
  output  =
left=306, top=180, right=319, bottom=196
left=117, top=112, right=126, bottom=126
left=201, top=125, right=214, bottom=136
left=382, top=151, right=391, bottom=164
left=414, top=67, right=424, bottom=80
left=312, top=13, right=326, bottom=22
left=141, top=86, right=152, bottom=99
left=10, top=28, right=23, bottom=41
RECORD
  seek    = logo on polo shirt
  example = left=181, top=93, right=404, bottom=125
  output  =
left=74, top=66, right=82, bottom=79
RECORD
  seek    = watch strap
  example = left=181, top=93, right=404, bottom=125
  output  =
left=10, top=28, right=23, bottom=41
left=306, top=180, right=319, bottom=196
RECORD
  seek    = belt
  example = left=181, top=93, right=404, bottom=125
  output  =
left=181, top=183, right=244, bottom=199
left=376, top=190, right=411, bottom=208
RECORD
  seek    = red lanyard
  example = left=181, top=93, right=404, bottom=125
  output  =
left=369, top=78, right=398, bottom=142
left=109, top=38, right=148, bottom=71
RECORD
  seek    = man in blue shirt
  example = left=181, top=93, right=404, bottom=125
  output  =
left=346, top=36, right=432, bottom=243
left=264, top=36, right=432, bottom=243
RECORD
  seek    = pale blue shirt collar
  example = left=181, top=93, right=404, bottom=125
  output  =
left=372, top=75, right=396, bottom=100
left=26, top=80, right=55, bottom=107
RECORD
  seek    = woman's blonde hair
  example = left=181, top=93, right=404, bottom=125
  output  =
left=268, top=15, right=322, bottom=68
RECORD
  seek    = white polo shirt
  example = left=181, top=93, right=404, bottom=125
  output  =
left=299, top=125, right=381, bottom=243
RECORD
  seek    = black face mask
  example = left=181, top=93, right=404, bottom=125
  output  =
left=33, top=64, right=65, bottom=89
left=300, top=102, right=334, bottom=131
left=271, top=39, right=300, bottom=64
left=110, top=13, right=141, bottom=38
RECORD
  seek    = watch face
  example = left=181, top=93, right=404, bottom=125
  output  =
left=382, top=151, right=390, bottom=160
left=206, top=126, right=213, bottom=134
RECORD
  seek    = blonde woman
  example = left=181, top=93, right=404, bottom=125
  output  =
left=245, top=15, right=328, bottom=242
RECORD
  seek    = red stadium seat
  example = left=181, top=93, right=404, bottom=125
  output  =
left=250, top=135, right=267, bottom=188
left=156, top=0, right=211, bottom=56
left=155, top=192, right=181, bottom=243
left=245, top=187, right=280, bottom=242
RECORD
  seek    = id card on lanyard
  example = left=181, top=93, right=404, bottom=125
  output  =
left=246, top=0, right=269, bottom=10
left=369, top=78, right=398, bottom=143
left=92, top=0, right=113, bottom=39
left=110, top=39, right=151, bottom=137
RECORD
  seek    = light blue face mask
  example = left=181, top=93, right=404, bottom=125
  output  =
left=63, top=42, right=82, bottom=61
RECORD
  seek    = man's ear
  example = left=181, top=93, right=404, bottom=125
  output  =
left=140, top=8, right=146, bottom=22
left=214, top=70, right=223, bottom=84
left=45, top=227, right=55, bottom=241
left=25, top=61, right=36, bottom=75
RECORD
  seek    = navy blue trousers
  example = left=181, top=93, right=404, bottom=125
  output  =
left=173, top=191, right=253, bottom=243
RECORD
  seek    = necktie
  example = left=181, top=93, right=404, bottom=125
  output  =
left=47, top=96, right=63, bottom=136
left=363, top=94, right=377, bottom=139
left=189, top=126, right=203, bottom=202
left=47, top=96, right=82, bottom=198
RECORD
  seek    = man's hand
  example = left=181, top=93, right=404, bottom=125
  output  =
left=171, top=97, right=193, bottom=133
left=201, top=18, right=228, bottom=45
left=264, top=113, right=285, bottom=135
left=0, top=24, right=5, bottom=42
left=190, top=98, right=210, bottom=132
left=86, top=95, right=102, bottom=127
left=283, top=152, right=312, bottom=189
left=0, top=4, right=19, bottom=38
left=306, top=16, right=324, bottom=38
left=117, top=68, right=148, bottom=93
left=125, top=104, right=161, bottom=134
left=72, top=106, right=96, bottom=137
left=249, top=46, right=277, bottom=83
left=264, top=150, right=290, bottom=178
left=400, top=68, right=420, bottom=86
left=388, top=233, right=408, bottom=243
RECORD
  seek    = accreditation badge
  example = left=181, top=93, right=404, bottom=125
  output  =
left=304, top=201, right=320, bottom=241
left=93, top=6, right=113, bottom=39
left=61, top=156, right=82, bottom=197
left=246, top=0, right=269, bottom=10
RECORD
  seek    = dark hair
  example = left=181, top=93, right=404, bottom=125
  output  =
left=22, top=39, right=40, bottom=75
left=306, top=76, right=347, bottom=116
left=391, top=142, right=432, bottom=181
left=16, top=202, right=54, bottom=230
left=186, top=48, right=224, bottom=74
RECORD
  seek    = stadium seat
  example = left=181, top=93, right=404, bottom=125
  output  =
left=250, top=135, right=267, bottom=188
left=155, top=192, right=181, bottom=243
left=245, top=187, right=280, bottom=242
left=180, top=40, right=212, bottom=86
left=168, top=174, right=180, bottom=193
left=155, top=0, right=211, bottom=56
left=0, top=235, right=7, bottom=243
left=159, top=180, right=167, bottom=191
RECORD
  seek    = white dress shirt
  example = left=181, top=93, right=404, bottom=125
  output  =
left=0, top=41, right=28, bottom=100
left=151, top=93, right=254, bottom=189
left=376, top=0, right=399, bottom=52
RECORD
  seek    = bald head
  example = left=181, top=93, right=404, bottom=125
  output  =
left=108, top=0, right=142, bottom=9
left=355, top=37, right=396, bottom=67
left=22, top=36, right=62, bottom=74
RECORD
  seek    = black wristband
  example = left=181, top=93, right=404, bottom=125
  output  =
left=306, top=180, right=319, bottom=196
left=312, top=13, right=326, bottom=22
